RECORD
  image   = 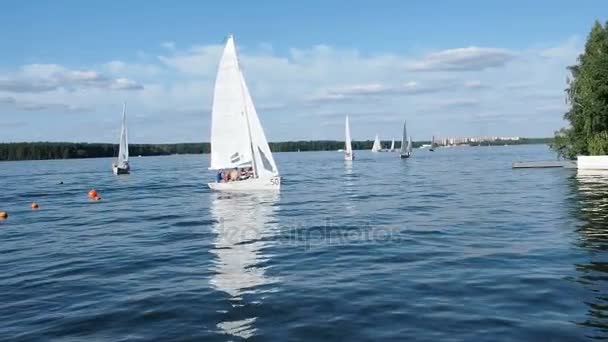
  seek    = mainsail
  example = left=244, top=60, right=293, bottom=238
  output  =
left=345, top=116, right=353, bottom=155
left=210, top=35, right=254, bottom=170
left=400, top=121, right=408, bottom=154
left=209, top=35, right=278, bottom=178
left=117, top=103, right=129, bottom=165
left=390, top=139, right=395, bottom=151
left=371, top=134, right=382, bottom=152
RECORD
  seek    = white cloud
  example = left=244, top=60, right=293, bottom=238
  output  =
left=539, top=36, right=580, bottom=60
left=0, top=36, right=583, bottom=142
left=158, top=45, right=223, bottom=76
left=104, top=60, right=161, bottom=77
left=111, top=78, right=144, bottom=90
left=161, top=41, right=176, bottom=50
left=405, top=47, right=516, bottom=72
left=0, top=64, right=143, bottom=93
left=0, top=93, right=90, bottom=112
left=464, top=80, right=484, bottom=89
left=0, top=96, right=16, bottom=104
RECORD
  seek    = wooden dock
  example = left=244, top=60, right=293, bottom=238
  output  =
left=512, top=160, right=576, bottom=169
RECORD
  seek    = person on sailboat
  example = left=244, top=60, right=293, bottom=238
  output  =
left=216, top=170, right=223, bottom=183
left=229, top=168, right=239, bottom=181
left=239, top=168, right=249, bottom=180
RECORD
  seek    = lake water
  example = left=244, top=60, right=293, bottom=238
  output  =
left=1, top=144, right=608, bottom=341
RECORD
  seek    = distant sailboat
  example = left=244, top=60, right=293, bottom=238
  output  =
left=371, top=134, right=382, bottom=152
left=400, top=121, right=412, bottom=158
left=112, top=102, right=130, bottom=175
left=208, top=35, right=280, bottom=191
left=429, top=135, right=436, bottom=152
left=344, top=116, right=354, bottom=161
left=389, top=139, right=395, bottom=152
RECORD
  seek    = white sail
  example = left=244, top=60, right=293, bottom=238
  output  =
left=345, top=116, right=353, bottom=160
left=117, top=103, right=129, bottom=165
left=400, top=121, right=408, bottom=154
left=239, top=70, right=278, bottom=178
left=209, top=35, right=253, bottom=170
left=371, top=134, right=382, bottom=152
left=390, top=139, right=395, bottom=151
left=407, top=136, right=412, bottom=153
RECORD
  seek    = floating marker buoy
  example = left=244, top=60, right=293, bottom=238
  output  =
left=31, top=202, right=39, bottom=209
left=0, top=211, right=7, bottom=219
left=88, top=189, right=98, bottom=198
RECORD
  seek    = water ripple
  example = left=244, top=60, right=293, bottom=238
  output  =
left=0, top=147, right=607, bottom=340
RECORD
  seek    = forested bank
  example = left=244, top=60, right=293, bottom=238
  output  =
left=0, top=138, right=552, bottom=161
left=552, top=20, right=608, bottom=158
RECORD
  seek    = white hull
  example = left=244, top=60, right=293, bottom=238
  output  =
left=208, top=176, right=281, bottom=191
left=577, top=155, right=608, bottom=170
left=112, top=165, right=130, bottom=175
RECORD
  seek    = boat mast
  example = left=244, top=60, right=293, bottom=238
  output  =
left=401, top=121, right=407, bottom=153
left=122, top=102, right=128, bottom=162
left=232, top=35, right=259, bottom=178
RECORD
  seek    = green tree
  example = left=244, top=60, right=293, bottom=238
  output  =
left=552, top=20, right=608, bottom=159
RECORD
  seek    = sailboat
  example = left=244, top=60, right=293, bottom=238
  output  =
left=208, top=35, right=281, bottom=191
left=400, top=121, right=412, bottom=158
left=429, top=135, right=436, bottom=152
left=371, top=134, right=382, bottom=152
left=389, top=139, right=395, bottom=152
left=112, top=102, right=130, bottom=175
left=344, top=116, right=354, bottom=161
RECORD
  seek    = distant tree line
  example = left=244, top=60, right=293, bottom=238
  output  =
left=0, top=138, right=553, bottom=161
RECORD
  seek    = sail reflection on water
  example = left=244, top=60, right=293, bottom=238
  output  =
left=209, top=192, right=279, bottom=339
left=343, top=162, right=357, bottom=215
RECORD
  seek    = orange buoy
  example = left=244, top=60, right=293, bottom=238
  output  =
left=88, top=189, right=98, bottom=198
left=31, top=202, right=39, bottom=209
left=0, top=211, right=7, bottom=219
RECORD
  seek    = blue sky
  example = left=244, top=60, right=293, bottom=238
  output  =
left=1, top=1, right=607, bottom=143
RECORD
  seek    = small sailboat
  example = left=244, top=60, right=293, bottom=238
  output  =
left=344, top=116, right=354, bottom=161
left=389, top=139, right=395, bottom=152
left=429, top=135, right=436, bottom=152
left=112, top=102, right=130, bottom=175
left=208, top=35, right=280, bottom=191
left=371, top=134, right=382, bottom=152
left=400, top=121, right=412, bottom=158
